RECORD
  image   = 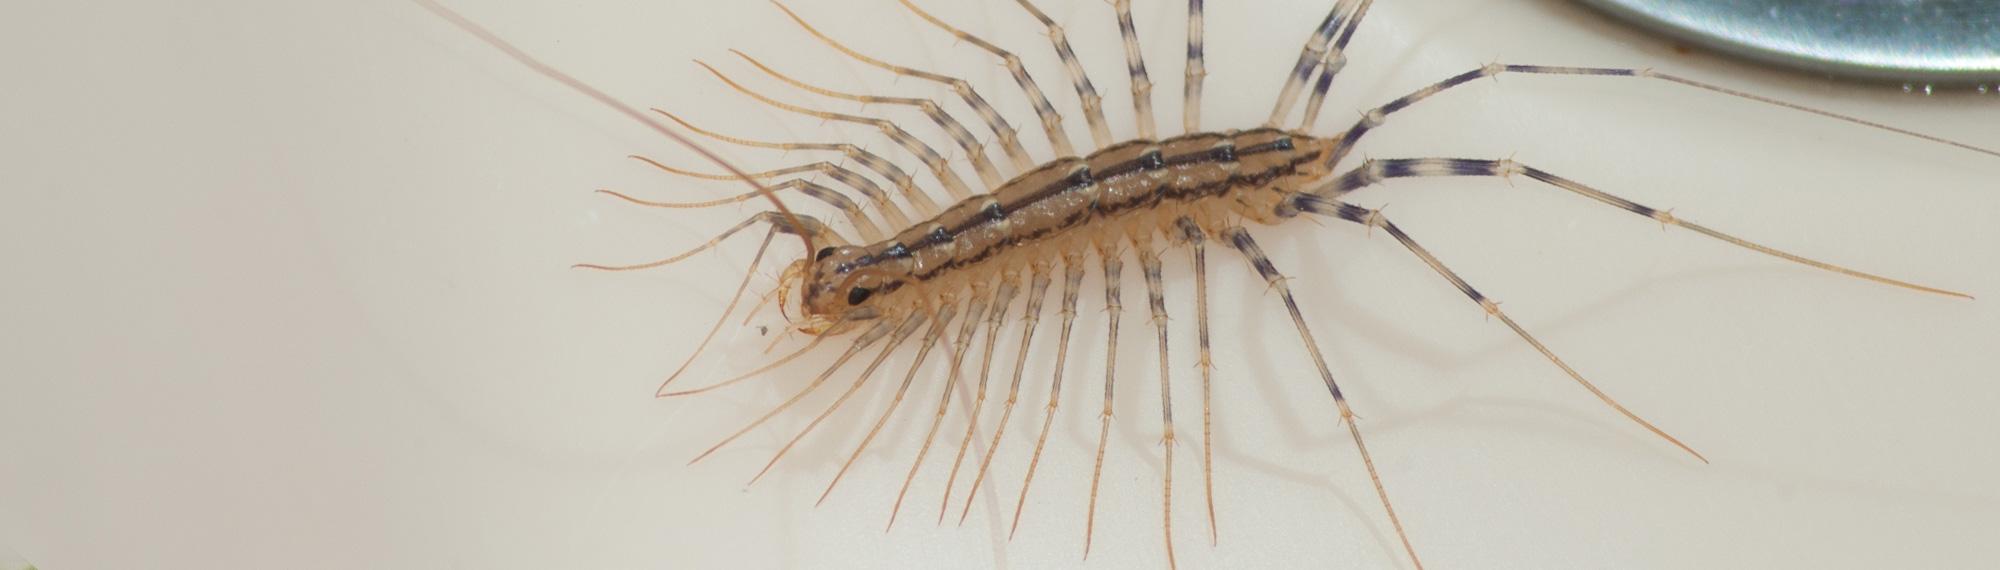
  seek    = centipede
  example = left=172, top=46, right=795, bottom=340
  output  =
left=414, top=0, right=1998, bottom=567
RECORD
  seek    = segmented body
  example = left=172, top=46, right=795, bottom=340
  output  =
left=413, top=0, right=1995, bottom=568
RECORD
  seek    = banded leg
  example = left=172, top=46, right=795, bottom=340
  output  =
left=1010, top=252, right=1087, bottom=539
left=747, top=311, right=931, bottom=485
left=956, top=266, right=1055, bottom=524
left=770, top=2, right=1037, bottom=173
left=1139, top=247, right=1179, bottom=569
left=898, top=0, right=1077, bottom=161
left=1324, top=64, right=2000, bottom=169
left=1302, top=158, right=1970, bottom=299
left=732, top=50, right=1007, bottom=188
left=686, top=317, right=898, bottom=465
left=1183, top=0, right=1205, bottom=133
left=1297, top=0, right=1370, bottom=130
left=697, top=61, right=973, bottom=204
left=1220, top=226, right=1424, bottom=570
left=938, top=275, right=1023, bottom=523
left=1269, top=0, right=1372, bottom=127
left=653, top=109, right=923, bottom=224
left=888, top=283, right=996, bottom=530
left=597, top=178, right=885, bottom=243
left=1112, top=0, right=1157, bottom=139
left=1084, top=248, right=1125, bottom=558
left=1173, top=216, right=1218, bottom=543
left=819, top=302, right=960, bottom=506
left=1016, top=0, right=1116, bottom=148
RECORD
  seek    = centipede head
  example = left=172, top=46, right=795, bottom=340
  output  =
left=780, top=244, right=898, bottom=336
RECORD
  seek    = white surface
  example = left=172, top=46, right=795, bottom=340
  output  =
left=2, top=1, right=1997, bottom=569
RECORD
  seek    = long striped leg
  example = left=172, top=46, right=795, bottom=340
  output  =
left=1010, top=253, right=1087, bottom=539
left=898, top=0, right=1077, bottom=161
left=1269, top=0, right=1372, bottom=126
left=770, top=2, right=1036, bottom=174
left=1324, top=64, right=2000, bottom=169
left=956, top=266, right=1055, bottom=524
left=1221, top=226, right=1424, bottom=570
left=1173, top=217, right=1218, bottom=544
left=697, top=62, right=973, bottom=205
left=747, top=311, right=931, bottom=485
left=1084, top=249, right=1125, bottom=559
left=1015, top=0, right=1116, bottom=149
left=1139, top=247, right=1179, bottom=569
left=1183, top=0, right=1205, bottom=133
left=939, top=275, right=1023, bottom=523
left=653, top=110, right=922, bottom=224
left=1303, top=159, right=1970, bottom=300
left=887, top=283, right=996, bottom=531
left=731, top=50, right=1007, bottom=188
left=1297, top=0, right=1370, bottom=130
left=1112, top=0, right=1157, bottom=139
left=687, top=317, right=897, bottom=465
left=819, top=303, right=961, bottom=506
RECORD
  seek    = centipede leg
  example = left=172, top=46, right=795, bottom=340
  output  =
left=819, top=302, right=960, bottom=506
left=1112, top=0, right=1157, bottom=139
left=1303, top=159, right=1969, bottom=300
left=688, top=318, right=897, bottom=465
left=1016, top=0, right=1115, bottom=149
left=1183, top=0, right=1204, bottom=134
left=1222, top=226, right=1425, bottom=570
left=1139, top=247, right=1179, bottom=569
left=746, top=311, right=930, bottom=486
left=1011, top=253, right=1087, bottom=539
left=957, top=265, right=1054, bottom=524
left=1269, top=0, right=1371, bottom=127
left=938, top=275, right=1022, bottom=523
left=1174, top=217, right=1218, bottom=544
left=887, top=283, right=996, bottom=531
left=1084, top=248, right=1125, bottom=559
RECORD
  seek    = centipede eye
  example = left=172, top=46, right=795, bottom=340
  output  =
left=815, top=246, right=837, bottom=261
left=846, top=286, right=874, bottom=306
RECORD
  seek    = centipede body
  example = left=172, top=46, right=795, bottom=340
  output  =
left=420, top=1, right=1998, bottom=569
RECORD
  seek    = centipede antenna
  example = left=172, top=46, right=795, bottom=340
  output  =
left=1184, top=0, right=1205, bottom=133
left=731, top=49, right=1007, bottom=188
left=696, top=60, right=977, bottom=202
left=1010, top=253, right=1086, bottom=540
left=938, top=275, right=1022, bottom=523
left=748, top=311, right=930, bottom=486
left=1325, top=63, right=2000, bottom=169
left=819, top=303, right=960, bottom=507
left=1269, top=0, right=1367, bottom=127
left=686, top=318, right=894, bottom=466
left=626, top=154, right=908, bottom=236
left=1112, top=0, right=1157, bottom=140
left=652, top=110, right=926, bottom=225
left=1015, top=0, right=1116, bottom=149
left=1138, top=247, right=1178, bottom=569
left=1083, top=248, right=1125, bottom=559
left=572, top=212, right=786, bottom=272
left=1307, top=158, right=1972, bottom=299
left=411, top=0, right=817, bottom=261
left=887, top=283, right=996, bottom=531
left=955, top=266, right=1054, bottom=525
left=1174, top=217, right=1218, bottom=544
left=895, top=0, right=1070, bottom=164
left=1221, top=226, right=1424, bottom=570
left=630, top=226, right=779, bottom=395
left=768, top=1, right=1035, bottom=172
